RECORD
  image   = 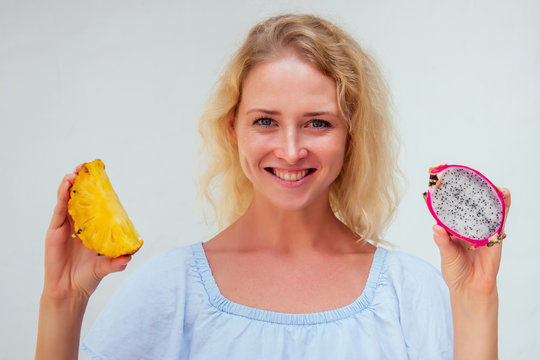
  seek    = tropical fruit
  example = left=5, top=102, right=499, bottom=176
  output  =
left=68, top=159, right=143, bottom=257
left=423, top=164, right=506, bottom=248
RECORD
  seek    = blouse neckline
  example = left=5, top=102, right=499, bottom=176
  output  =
left=191, top=242, right=387, bottom=325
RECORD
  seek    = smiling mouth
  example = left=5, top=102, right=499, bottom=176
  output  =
left=265, top=168, right=315, bottom=181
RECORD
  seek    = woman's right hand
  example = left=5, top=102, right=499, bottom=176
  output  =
left=37, top=166, right=132, bottom=359
left=42, top=166, right=132, bottom=302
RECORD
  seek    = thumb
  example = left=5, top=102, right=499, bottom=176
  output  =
left=94, top=255, right=132, bottom=279
left=432, top=225, right=461, bottom=264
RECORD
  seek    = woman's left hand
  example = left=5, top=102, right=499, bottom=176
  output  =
left=433, top=187, right=510, bottom=360
left=432, top=187, right=510, bottom=296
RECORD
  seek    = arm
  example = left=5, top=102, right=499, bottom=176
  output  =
left=35, top=170, right=131, bottom=360
left=36, top=293, right=89, bottom=360
left=433, top=188, right=510, bottom=360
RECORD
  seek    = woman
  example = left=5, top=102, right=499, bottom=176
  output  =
left=36, top=14, right=508, bottom=359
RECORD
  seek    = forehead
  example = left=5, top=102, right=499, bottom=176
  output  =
left=239, top=52, right=338, bottom=114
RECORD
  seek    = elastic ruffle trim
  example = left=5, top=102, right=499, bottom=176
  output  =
left=191, top=242, right=387, bottom=325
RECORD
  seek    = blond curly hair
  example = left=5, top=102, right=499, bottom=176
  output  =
left=198, top=14, right=403, bottom=245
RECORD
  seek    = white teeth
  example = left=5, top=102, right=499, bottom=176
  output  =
left=273, top=169, right=308, bottom=181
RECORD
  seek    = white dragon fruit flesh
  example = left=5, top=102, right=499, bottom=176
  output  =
left=423, top=164, right=506, bottom=248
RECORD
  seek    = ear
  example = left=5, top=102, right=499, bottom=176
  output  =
left=228, top=117, right=238, bottom=144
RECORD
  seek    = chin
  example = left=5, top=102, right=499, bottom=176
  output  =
left=256, top=192, right=329, bottom=213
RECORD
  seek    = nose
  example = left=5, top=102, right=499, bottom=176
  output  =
left=274, top=127, right=308, bottom=164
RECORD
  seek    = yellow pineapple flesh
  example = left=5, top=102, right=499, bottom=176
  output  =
left=68, top=159, right=143, bottom=258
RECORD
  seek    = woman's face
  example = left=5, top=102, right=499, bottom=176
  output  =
left=233, top=51, right=348, bottom=212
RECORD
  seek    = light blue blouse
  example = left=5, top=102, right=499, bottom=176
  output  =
left=82, top=243, right=453, bottom=359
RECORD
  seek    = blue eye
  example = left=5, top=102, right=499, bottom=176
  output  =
left=310, top=120, right=330, bottom=128
left=255, top=118, right=273, bottom=127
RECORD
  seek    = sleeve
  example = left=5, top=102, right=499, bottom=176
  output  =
left=388, top=252, right=454, bottom=360
left=81, top=247, right=191, bottom=360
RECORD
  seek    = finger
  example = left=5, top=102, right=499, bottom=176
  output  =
left=472, top=234, right=503, bottom=280
left=50, top=174, right=77, bottom=230
left=433, top=224, right=462, bottom=263
left=94, top=255, right=132, bottom=279
left=110, top=255, right=132, bottom=272
left=499, top=187, right=511, bottom=239
left=56, top=173, right=77, bottom=200
left=74, top=163, right=84, bottom=175
left=500, top=187, right=511, bottom=214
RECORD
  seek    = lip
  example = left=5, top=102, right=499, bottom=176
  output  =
left=264, top=167, right=316, bottom=188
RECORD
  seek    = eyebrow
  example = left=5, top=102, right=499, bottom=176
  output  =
left=246, top=109, right=280, bottom=115
left=246, top=108, right=338, bottom=117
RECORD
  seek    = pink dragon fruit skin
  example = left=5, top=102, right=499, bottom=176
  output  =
left=423, top=164, right=506, bottom=248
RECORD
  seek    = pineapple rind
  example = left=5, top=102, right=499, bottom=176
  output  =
left=68, top=159, right=143, bottom=258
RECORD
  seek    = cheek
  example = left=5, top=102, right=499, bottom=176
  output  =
left=237, top=134, right=266, bottom=174
left=330, top=149, right=346, bottom=176
left=325, top=140, right=348, bottom=180
left=325, top=138, right=347, bottom=164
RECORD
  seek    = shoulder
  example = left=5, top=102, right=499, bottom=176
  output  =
left=382, top=248, right=439, bottom=271
left=374, top=247, right=451, bottom=314
left=98, top=242, right=203, bottom=315
left=82, top=242, right=204, bottom=358
left=129, top=243, right=197, bottom=282
left=122, top=242, right=206, bottom=302
left=379, top=248, right=445, bottom=288
left=140, top=242, right=197, bottom=270
left=375, top=248, right=453, bottom=357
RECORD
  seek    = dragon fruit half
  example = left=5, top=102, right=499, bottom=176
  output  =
left=423, top=164, right=506, bottom=248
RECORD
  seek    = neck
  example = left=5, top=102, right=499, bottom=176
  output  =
left=225, top=194, right=359, bottom=254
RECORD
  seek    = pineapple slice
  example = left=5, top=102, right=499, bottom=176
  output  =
left=68, top=159, right=143, bottom=258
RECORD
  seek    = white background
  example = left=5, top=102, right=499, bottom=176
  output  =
left=1, top=0, right=538, bottom=358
